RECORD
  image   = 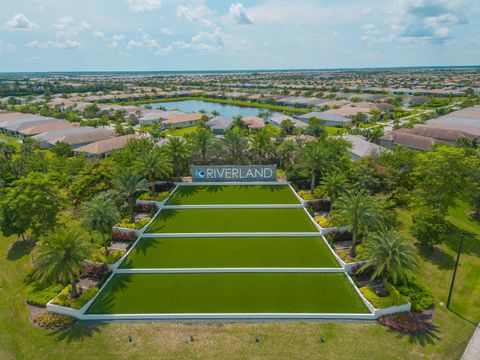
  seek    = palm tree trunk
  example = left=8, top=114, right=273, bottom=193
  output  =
left=350, top=227, right=357, bottom=258
left=70, top=279, right=78, bottom=299
left=101, top=230, right=109, bottom=256
left=310, top=170, right=316, bottom=193
left=150, top=175, right=156, bottom=198
left=128, top=196, right=135, bottom=223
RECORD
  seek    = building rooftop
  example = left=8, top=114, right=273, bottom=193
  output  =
left=73, top=134, right=138, bottom=155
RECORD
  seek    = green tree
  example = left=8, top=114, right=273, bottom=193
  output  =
left=51, top=141, right=73, bottom=157
left=166, top=137, right=190, bottom=178
left=0, top=172, right=62, bottom=241
left=360, top=229, right=418, bottom=290
left=0, top=142, right=16, bottom=161
left=299, top=141, right=329, bottom=192
left=82, top=193, right=120, bottom=254
left=411, top=206, right=448, bottom=248
left=223, top=128, right=247, bottom=164
left=232, top=115, right=247, bottom=130
left=113, top=168, right=148, bottom=223
left=333, top=191, right=381, bottom=257
left=33, top=228, right=92, bottom=298
left=135, top=148, right=171, bottom=197
left=319, top=170, right=349, bottom=212
left=306, top=118, right=325, bottom=137
left=280, top=119, right=294, bottom=134
left=250, top=128, right=273, bottom=164
left=189, top=127, right=214, bottom=164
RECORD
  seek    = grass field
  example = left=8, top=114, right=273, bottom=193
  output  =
left=165, top=126, right=200, bottom=136
left=166, top=185, right=300, bottom=205
left=86, top=273, right=369, bottom=315
left=145, top=208, right=319, bottom=233
left=119, top=236, right=340, bottom=269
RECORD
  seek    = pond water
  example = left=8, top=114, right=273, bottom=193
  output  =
left=145, top=100, right=280, bottom=118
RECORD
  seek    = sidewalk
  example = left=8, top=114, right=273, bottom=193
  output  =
left=462, top=325, right=480, bottom=360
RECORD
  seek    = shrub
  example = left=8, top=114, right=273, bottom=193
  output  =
left=26, top=283, right=63, bottom=308
left=411, top=206, right=448, bottom=247
left=314, top=216, right=333, bottom=228
left=52, top=286, right=99, bottom=310
left=110, top=229, right=136, bottom=242
left=81, top=262, right=109, bottom=280
left=397, top=279, right=434, bottom=312
left=327, top=230, right=352, bottom=242
left=297, top=190, right=315, bottom=201
left=34, top=312, right=76, bottom=331
left=135, top=203, right=155, bottom=213
left=91, top=248, right=124, bottom=264
left=117, top=217, right=151, bottom=230
left=335, top=248, right=354, bottom=263
left=155, top=191, right=170, bottom=202
left=360, top=283, right=408, bottom=309
left=305, top=199, right=331, bottom=211
left=378, top=312, right=430, bottom=334
left=138, top=192, right=151, bottom=200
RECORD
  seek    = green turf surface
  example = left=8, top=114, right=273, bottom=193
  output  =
left=119, top=236, right=340, bottom=269
left=166, top=185, right=300, bottom=205
left=145, top=208, right=319, bottom=233
left=86, top=273, right=369, bottom=314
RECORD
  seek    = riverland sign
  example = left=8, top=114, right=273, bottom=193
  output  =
left=191, top=165, right=277, bottom=182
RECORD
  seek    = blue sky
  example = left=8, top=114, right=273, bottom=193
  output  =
left=1, top=0, right=479, bottom=71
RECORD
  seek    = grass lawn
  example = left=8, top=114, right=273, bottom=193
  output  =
left=323, top=126, right=344, bottom=136
left=165, top=126, right=200, bottom=136
left=86, top=273, right=368, bottom=315
left=119, top=236, right=340, bottom=269
left=145, top=208, right=318, bottom=233
left=166, top=185, right=300, bottom=205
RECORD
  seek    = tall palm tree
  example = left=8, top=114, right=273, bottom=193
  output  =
left=0, top=143, right=16, bottom=161
left=165, top=137, right=190, bottom=178
left=223, top=128, right=247, bottom=164
left=320, top=170, right=349, bottom=212
left=277, top=140, right=299, bottom=172
left=360, top=229, right=418, bottom=290
left=189, top=127, right=214, bottom=164
left=332, top=190, right=381, bottom=257
left=113, top=168, right=148, bottom=223
left=299, top=141, right=328, bottom=193
left=135, top=148, right=172, bottom=197
left=82, top=193, right=120, bottom=255
left=250, top=129, right=273, bottom=164
left=232, top=115, right=246, bottom=130
left=34, top=228, right=92, bottom=298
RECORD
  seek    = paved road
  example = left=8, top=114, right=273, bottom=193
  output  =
left=462, top=325, right=480, bottom=360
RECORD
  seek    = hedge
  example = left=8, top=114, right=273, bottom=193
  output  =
left=360, top=283, right=408, bottom=309
left=397, top=279, right=434, bottom=312
left=52, top=286, right=99, bottom=310
left=34, top=312, right=76, bottom=331
left=26, top=283, right=63, bottom=308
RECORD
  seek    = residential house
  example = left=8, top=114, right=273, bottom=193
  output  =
left=206, top=116, right=234, bottom=135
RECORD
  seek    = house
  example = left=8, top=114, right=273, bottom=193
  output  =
left=32, top=127, right=114, bottom=149
left=396, top=124, right=480, bottom=145
left=0, top=112, right=65, bottom=138
left=342, top=134, right=386, bottom=160
left=18, top=122, right=79, bottom=137
left=206, top=116, right=234, bottom=135
left=73, top=134, right=138, bottom=158
left=296, top=112, right=352, bottom=127
left=242, top=116, right=265, bottom=129
left=426, top=106, right=480, bottom=129
left=380, top=131, right=441, bottom=151
left=161, top=112, right=203, bottom=129
left=268, top=114, right=308, bottom=129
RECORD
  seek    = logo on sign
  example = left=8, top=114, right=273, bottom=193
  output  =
left=195, top=169, right=205, bottom=178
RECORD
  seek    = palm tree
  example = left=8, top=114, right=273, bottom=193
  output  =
left=83, top=193, right=120, bottom=255
left=135, top=148, right=171, bottom=197
left=113, top=168, right=148, bottom=223
left=250, top=129, right=273, bottom=164
left=320, top=170, right=349, bottom=212
left=223, top=128, right=247, bottom=164
left=299, top=141, right=328, bottom=193
left=165, top=137, right=190, bottom=178
left=211, top=110, right=220, bottom=117
left=277, top=140, right=299, bottom=172
left=232, top=115, right=246, bottom=130
left=189, top=127, right=214, bottom=164
left=34, top=228, right=92, bottom=298
left=360, top=229, right=418, bottom=291
left=332, top=191, right=381, bottom=257
left=0, top=143, right=16, bottom=161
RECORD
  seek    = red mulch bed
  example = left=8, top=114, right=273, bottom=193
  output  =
left=378, top=310, right=434, bottom=335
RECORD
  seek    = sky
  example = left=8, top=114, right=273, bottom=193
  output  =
left=0, top=0, right=479, bottom=72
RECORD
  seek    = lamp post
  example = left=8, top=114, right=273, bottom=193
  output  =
left=447, top=232, right=479, bottom=309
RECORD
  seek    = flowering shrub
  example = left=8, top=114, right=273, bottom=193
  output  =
left=314, top=216, right=333, bottom=228
left=378, top=312, right=430, bottom=334
left=91, top=248, right=124, bottom=264
left=52, top=286, right=99, bottom=310
left=135, top=203, right=155, bottom=214
left=34, top=312, right=76, bottom=331
left=328, top=230, right=352, bottom=242
left=297, top=190, right=315, bottom=200
left=110, top=229, right=136, bottom=242
left=335, top=248, right=355, bottom=263
left=81, top=262, right=109, bottom=280
left=117, top=217, right=151, bottom=230
left=155, top=191, right=170, bottom=202
left=305, top=199, right=331, bottom=211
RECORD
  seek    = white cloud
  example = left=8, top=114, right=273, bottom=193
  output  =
left=92, top=30, right=105, bottom=39
left=0, top=41, right=17, bottom=52
left=360, top=23, right=387, bottom=45
left=160, top=27, right=174, bottom=35
left=177, top=0, right=214, bottom=28
left=54, top=16, right=89, bottom=41
left=229, top=3, right=253, bottom=25
left=110, top=34, right=125, bottom=47
left=25, top=56, right=40, bottom=63
left=25, top=39, right=81, bottom=49
left=127, top=0, right=161, bottom=12
left=175, top=27, right=226, bottom=51
left=4, top=13, right=38, bottom=31
left=126, top=29, right=172, bottom=54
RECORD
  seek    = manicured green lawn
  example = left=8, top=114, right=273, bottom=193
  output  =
left=119, top=236, right=340, bottom=269
left=166, top=185, right=300, bottom=205
left=165, top=126, right=200, bottom=136
left=86, top=273, right=369, bottom=315
left=145, top=208, right=319, bottom=233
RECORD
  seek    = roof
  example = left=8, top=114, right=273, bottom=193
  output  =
left=161, top=112, right=203, bottom=125
left=73, top=134, right=138, bottom=155
left=381, top=131, right=440, bottom=151
left=206, top=116, right=233, bottom=130
left=342, top=134, right=385, bottom=158
left=19, top=121, right=78, bottom=136
left=397, top=124, right=480, bottom=141
left=33, top=126, right=114, bottom=145
left=242, top=116, right=265, bottom=129
left=297, top=112, right=352, bottom=125
left=269, top=114, right=308, bottom=128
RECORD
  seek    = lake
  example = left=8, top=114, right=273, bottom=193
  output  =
left=145, top=100, right=280, bottom=118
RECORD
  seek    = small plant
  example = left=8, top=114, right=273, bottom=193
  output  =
left=378, top=312, right=430, bottom=334
left=110, top=229, right=136, bottom=242
left=91, top=248, right=124, bottom=264
left=397, top=279, right=434, bottom=312
left=34, top=312, right=76, bottom=331
left=155, top=191, right=170, bottom=202
left=52, top=285, right=99, bottom=310
left=327, top=230, right=352, bottom=242
left=81, top=262, right=109, bottom=280
left=117, top=217, right=151, bottom=230
left=297, top=190, right=315, bottom=201
left=314, top=216, right=333, bottom=228
left=26, top=283, right=63, bottom=308
left=135, top=203, right=155, bottom=213
left=360, top=283, right=408, bottom=309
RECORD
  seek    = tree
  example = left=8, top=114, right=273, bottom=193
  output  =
left=113, top=168, right=148, bottom=223
left=232, top=115, right=247, bottom=130
left=280, top=119, right=294, bottom=134
left=319, top=170, right=349, bottom=212
left=223, top=128, right=247, bottom=164
left=355, top=112, right=368, bottom=124
left=411, top=206, right=448, bottom=248
left=165, top=137, right=190, bottom=178
left=299, top=141, right=329, bottom=192
left=135, top=148, right=171, bottom=197
left=83, top=193, right=120, bottom=254
left=51, top=141, right=73, bottom=157
left=333, top=191, right=381, bottom=257
left=277, top=140, right=299, bottom=172
left=189, top=127, right=214, bottom=164
left=305, top=117, right=325, bottom=137
left=250, top=128, right=273, bottom=164
left=33, top=228, right=92, bottom=298
left=0, top=172, right=62, bottom=241
left=0, top=142, right=16, bottom=161
left=361, top=229, right=418, bottom=291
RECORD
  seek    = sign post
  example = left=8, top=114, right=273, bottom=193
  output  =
left=191, top=165, right=277, bottom=182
